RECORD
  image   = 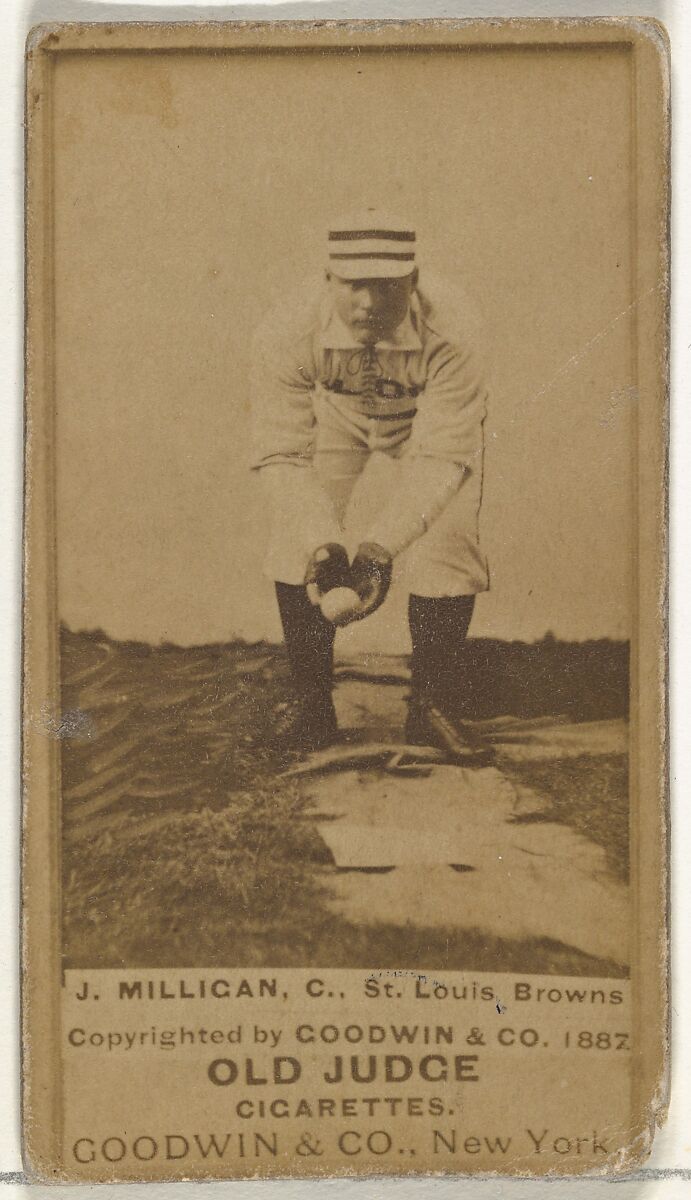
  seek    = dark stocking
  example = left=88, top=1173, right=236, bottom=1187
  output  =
left=408, top=593, right=475, bottom=712
left=275, top=583, right=336, bottom=700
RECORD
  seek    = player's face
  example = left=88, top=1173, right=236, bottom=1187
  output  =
left=329, top=273, right=415, bottom=344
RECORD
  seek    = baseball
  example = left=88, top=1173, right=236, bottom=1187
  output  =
left=320, top=587, right=363, bottom=626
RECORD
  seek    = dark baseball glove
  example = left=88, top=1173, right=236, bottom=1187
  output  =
left=304, top=543, right=351, bottom=604
left=348, top=541, right=393, bottom=620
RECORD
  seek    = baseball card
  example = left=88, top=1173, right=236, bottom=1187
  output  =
left=22, top=18, right=669, bottom=1181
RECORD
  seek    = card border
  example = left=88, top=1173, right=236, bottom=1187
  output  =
left=22, top=16, right=670, bottom=1180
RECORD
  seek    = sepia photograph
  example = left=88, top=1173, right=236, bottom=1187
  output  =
left=54, top=31, right=634, bottom=978
left=22, top=19, right=668, bottom=1180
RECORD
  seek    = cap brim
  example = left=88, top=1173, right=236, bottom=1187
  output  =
left=329, top=259, right=416, bottom=280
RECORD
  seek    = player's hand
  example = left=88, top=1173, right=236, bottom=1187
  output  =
left=304, top=543, right=351, bottom=605
left=348, top=542, right=393, bottom=620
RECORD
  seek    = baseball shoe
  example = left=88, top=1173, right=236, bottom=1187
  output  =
left=273, top=694, right=339, bottom=754
left=405, top=697, right=494, bottom=767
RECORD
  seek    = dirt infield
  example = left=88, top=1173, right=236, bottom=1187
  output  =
left=60, top=628, right=629, bottom=975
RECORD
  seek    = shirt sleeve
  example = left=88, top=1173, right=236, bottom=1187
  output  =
left=363, top=329, right=488, bottom=557
left=365, top=459, right=465, bottom=558
left=249, top=320, right=319, bottom=470
left=260, top=463, right=343, bottom=565
left=406, top=333, right=488, bottom=473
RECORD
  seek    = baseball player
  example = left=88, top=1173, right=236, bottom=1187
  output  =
left=251, top=214, right=489, bottom=758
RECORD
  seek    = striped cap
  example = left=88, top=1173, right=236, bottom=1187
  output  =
left=327, top=213, right=416, bottom=279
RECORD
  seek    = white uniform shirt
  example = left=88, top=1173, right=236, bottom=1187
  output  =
left=251, top=281, right=488, bottom=478
left=250, top=279, right=490, bottom=594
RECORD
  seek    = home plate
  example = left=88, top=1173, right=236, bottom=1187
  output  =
left=310, top=766, right=543, bottom=867
left=305, top=764, right=628, bottom=966
left=326, top=861, right=628, bottom=966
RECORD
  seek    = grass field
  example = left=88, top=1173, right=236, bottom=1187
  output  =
left=60, top=628, right=628, bottom=976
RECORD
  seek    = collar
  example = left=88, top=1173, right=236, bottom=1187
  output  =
left=320, top=294, right=422, bottom=351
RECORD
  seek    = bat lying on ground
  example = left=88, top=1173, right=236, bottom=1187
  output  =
left=281, top=742, right=447, bottom=779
